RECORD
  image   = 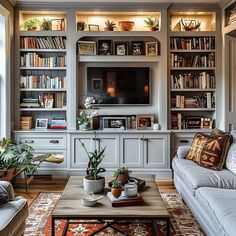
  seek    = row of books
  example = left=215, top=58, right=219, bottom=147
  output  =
left=20, top=36, right=66, bottom=50
left=170, top=53, right=215, bottom=68
left=20, top=92, right=66, bottom=108
left=20, top=53, right=66, bottom=67
left=171, top=114, right=213, bottom=130
left=170, top=72, right=216, bottom=89
left=50, top=117, right=67, bottom=129
left=170, top=37, right=215, bottom=50
left=171, top=93, right=215, bottom=109
left=20, top=75, right=66, bottom=89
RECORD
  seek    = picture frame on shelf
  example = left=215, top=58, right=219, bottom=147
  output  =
left=114, top=41, right=129, bottom=55
left=131, top=41, right=144, bottom=55
left=88, top=24, right=100, bottom=31
left=45, top=98, right=54, bottom=108
left=78, top=41, right=96, bottom=55
left=136, top=115, right=154, bottom=130
left=103, top=117, right=127, bottom=130
left=51, top=19, right=64, bottom=31
left=97, top=40, right=112, bottom=55
left=186, top=116, right=201, bottom=129
left=92, top=78, right=103, bottom=91
left=201, top=118, right=213, bottom=129
left=35, top=119, right=48, bottom=129
left=145, top=42, right=158, bottom=56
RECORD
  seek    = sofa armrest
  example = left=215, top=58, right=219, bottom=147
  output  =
left=176, top=146, right=191, bottom=159
left=0, top=181, right=15, bottom=200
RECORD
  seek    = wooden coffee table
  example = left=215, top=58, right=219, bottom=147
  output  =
left=51, top=175, right=170, bottom=236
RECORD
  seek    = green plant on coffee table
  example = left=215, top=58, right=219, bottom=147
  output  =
left=22, top=18, right=40, bottom=31
left=79, top=136, right=106, bottom=180
left=144, top=17, right=159, bottom=31
left=113, top=167, right=132, bottom=185
left=111, top=180, right=122, bottom=189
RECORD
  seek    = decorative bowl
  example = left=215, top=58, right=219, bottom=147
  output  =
left=119, top=21, right=134, bottom=31
left=81, top=192, right=103, bottom=207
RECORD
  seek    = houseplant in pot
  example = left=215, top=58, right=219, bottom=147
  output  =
left=113, top=167, right=132, bottom=185
left=111, top=180, right=122, bottom=198
left=22, top=18, right=40, bottom=31
left=144, top=17, right=159, bottom=31
left=104, top=20, right=116, bottom=31
left=79, top=135, right=106, bottom=193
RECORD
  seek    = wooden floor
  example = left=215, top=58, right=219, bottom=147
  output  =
left=15, top=176, right=176, bottom=205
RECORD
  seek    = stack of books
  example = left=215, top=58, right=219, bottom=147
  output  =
left=107, top=191, right=143, bottom=207
left=50, top=117, right=67, bottom=129
left=20, top=98, right=40, bottom=108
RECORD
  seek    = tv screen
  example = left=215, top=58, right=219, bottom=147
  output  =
left=87, top=67, right=150, bottom=105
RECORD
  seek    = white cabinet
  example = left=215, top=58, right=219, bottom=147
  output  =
left=71, top=133, right=119, bottom=168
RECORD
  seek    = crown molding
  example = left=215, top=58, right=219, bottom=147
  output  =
left=7, top=0, right=17, bottom=7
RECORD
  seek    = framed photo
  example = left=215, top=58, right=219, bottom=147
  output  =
left=45, top=98, right=54, bottom=108
left=78, top=41, right=96, bottom=55
left=201, top=118, right=213, bottom=129
left=35, top=119, right=48, bottom=129
left=103, top=117, right=127, bottom=130
left=51, top=19, right=64, bottom=31
left=186, top=116, right=201, bottom=129
left=131, top=41, right=144, bottom=55
left=115, top=41, right=129, bottom=55
left=97, top=40, right=112, bottom=55
left=136, top=115, right=154, bottom=130
left=145, top=42, right=158, bottom=56
left=92, top=78, right=103, bottom=90
left=88, top=24, right=100, bottom=31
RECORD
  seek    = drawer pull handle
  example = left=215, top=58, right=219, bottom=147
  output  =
left=179, top=140, right=189, bottom=143
left=93, top=138, right=100, bottom=141
left=50, top=140, right=59, bottom=144
left=25, top=140, right=34, bottom=144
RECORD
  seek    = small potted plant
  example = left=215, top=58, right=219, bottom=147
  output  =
left=104, top=20, right=116, bottom=31
left=22, top=18, right=40, bottom=31
left=79, top=134, right=106, bottom=193
left=111, top=180, right=122, bottom=198
left=40, top=18, right=52, bottom=31
left=144, top=17, right=159, bottom=31
left=113, top=167, right=132, bottom=185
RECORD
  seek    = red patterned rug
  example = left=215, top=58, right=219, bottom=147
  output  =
left=25, top=192, right=205, bottom=236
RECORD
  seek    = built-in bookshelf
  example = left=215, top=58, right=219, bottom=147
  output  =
left=169, top=11, right=217, bottom=130
left=18, top=11, right=67, bottom=130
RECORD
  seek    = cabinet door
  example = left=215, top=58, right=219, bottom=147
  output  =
left=143, top=134, right=169, bottom=168
left=96, top=134, right=119, bottom=168
left=73, top=134, right=94, bottom=167
left=120, top=134, right=143, bottom=167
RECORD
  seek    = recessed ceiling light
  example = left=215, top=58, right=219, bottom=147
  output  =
left=41, top=11, right=48, bottom=14
left=94, top=11, right=100, bottom=15
left=137, top=12, right=144, bottom=15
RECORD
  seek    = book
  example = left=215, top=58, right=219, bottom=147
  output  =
left=107, top=191, right=143, bottom=207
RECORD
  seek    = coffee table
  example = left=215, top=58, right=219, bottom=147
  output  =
left=51, top=175, right=170, bottom=236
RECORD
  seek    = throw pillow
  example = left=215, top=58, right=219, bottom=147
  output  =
left=0, top=185, right=9, bottom=205
left=0, top=181, right=14, bottom=200
left=226, top=141, right=236, bottom=175
left=186, top=132, right=233, bottom=170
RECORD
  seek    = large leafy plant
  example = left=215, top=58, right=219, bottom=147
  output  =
left=0, top=138, right=38, bottom=173
left=79, top=134, right=106, bottom=180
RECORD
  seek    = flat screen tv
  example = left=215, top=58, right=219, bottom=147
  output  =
left=87, top=67, right=150, bottom=105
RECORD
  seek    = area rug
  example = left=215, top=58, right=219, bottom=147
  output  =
left=25, top=192, right=205, bottom=236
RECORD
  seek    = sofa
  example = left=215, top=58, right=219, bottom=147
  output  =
left=173, top=130, right=236, bottom=236
left=0, top=181, right=28, bottom=236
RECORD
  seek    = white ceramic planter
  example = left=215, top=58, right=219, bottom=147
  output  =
left=83, top=176, right=105, bottom=193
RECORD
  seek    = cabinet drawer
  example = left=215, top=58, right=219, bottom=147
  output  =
left=18, top=135, right=66, bottom=149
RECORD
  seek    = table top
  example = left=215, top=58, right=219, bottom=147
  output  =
left=52, top=175, right=170, bottom=219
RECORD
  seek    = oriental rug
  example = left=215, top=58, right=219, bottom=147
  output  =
left=24, top=192, right=205, bottom=236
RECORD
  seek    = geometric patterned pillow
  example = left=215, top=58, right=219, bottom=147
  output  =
left=186, top=132, right=233, bottom=170
left=226, top=142, right=236, bottom=175
left=0, top=185, right=9, bottom=205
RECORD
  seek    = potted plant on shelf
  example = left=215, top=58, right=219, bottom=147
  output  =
left=113, top=167, right=132, bottom=185
left=77, top=97, right=99, bottom=131
left=104, top=20, right=116, bottom=31
left=79, top=135, right=106, bottom=193
left=144, top=17, right=159, bottom=31
left=22, top=18, right=40, bottom=31
left=111, top=180, right=122, bottom=198
left=40, top=18, right=52, bottom=31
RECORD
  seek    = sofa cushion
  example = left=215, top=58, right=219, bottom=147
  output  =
left=0, top=186, right=9, bottom=205
left=226, top=141, right=236, bottom=175
left=173, top=157, right=236, bottom=196
left=195, top=187, right=236, bottom=236
left=0, top=197, right=28, bottom=236
left=0, top=181, right=14, bottom=200
left=186, top=132, right=233, bottom=170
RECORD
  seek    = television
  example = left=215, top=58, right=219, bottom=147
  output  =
left=87, top=67, right=150, bottom=105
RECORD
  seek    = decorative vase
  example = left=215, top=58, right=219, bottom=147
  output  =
left=79, top=121, right=92, bottom=131
left=83, top=176, right=105, bottom=193
left=117, top=173, right=129, bottom=185
left=111, top=188, right=122, bottom=198
left=0, top=168, right=16, bottom=182
left=119, top=21, right=134, bottom=31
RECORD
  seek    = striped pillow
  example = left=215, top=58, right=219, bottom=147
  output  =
left=0, top=185, right=9, bottom=205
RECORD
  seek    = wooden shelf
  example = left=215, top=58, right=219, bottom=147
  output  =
left=170, top=89, right=216, bottom=92
left=19, top=31, right=67, bottom=37
left=170, top=49, right=216, bottom=53
left=20, top=88, right=66, bottom=92
left=170, top=108, right=215, bottom=111
left=20, top=108, right=67, bottom=111
left=170, top=67, right=215, bottom=70
left=20, top=49, right=67, bottom=52
left=170, top=32, right=216, bottom=37
left=20, top=67, right=66, bottom=70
